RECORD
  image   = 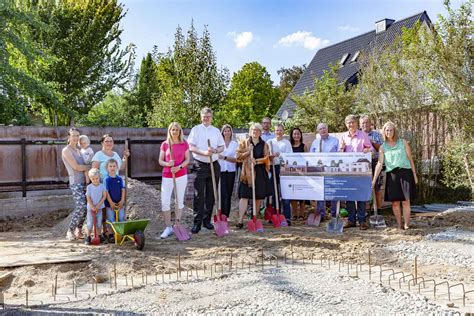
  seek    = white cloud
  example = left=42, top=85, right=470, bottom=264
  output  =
left=275, top=31, right=330, bottom=50
left=228, top=31, right=254, bottom=49
left=338, top=25, right=360, bottom=32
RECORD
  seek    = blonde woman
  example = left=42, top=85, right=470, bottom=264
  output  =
left=235, top=123, right=271, bottom=228
left=373, top=122, right=418, bottom=230
left=158, top=122, right=190, bottom=238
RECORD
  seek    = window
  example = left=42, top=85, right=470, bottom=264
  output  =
left=339, top=53, right=349, bottom=65
left=350, top=51, right=360, bottom=63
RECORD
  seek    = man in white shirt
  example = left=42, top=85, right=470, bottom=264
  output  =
left=188, top=107, right=225, bottom=234
left=309, top=123, right=339, bottom=220
left=261, top=117, right=275, bottom=142
left=267, top=124, right=293, bottom=224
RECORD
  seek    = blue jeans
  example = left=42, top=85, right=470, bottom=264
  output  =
left=86, top=207, right=103, bottom=231
left=270, top=165, right=291, bottom=222
left=316, top=201, right=337, bottom=217
left=346, top=201, right=366, bottom=224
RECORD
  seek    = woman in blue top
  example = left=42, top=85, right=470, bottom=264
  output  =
left=373, top=122, right=418, bottom=230
left=91, top=134, right=130, bottom=180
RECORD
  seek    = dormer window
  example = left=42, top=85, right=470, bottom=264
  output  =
left=339, top=53, right=350, bottom=65
left=375, top=18, right=395, bottom=34
left=350, top=51, right=360, bottom=63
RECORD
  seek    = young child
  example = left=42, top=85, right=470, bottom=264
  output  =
left=85, top=168, right=107, bottom=245
left=79, top=135, right=94, bottom=184
left=105, top=159, right=126, bottom=243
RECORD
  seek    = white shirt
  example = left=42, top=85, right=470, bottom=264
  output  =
left=188, top=124, right=225, bottom=163
left=218, top=140, right=238, bottom=172
left=80, top=147, right=94, bottom=164
left=261, top=131, right=275, bottom=142
left=267, top=138, right=292, bottom=165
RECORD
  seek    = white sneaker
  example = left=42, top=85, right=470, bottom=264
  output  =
left=66, top=230, right=75, bottom=241
left=160, top=226, right=174, bottom=239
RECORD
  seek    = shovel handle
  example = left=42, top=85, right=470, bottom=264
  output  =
left=372, top=189, right=378, bottom=216
left=250, top=146, right=257, bottom=217
left=269, top=142, right=280, bottom=211
left=208, top=139, right=219, bottom=216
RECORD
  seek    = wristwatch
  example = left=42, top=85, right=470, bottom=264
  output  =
left=224, top=156, right=227, bottom=160
left=179, top=165, right=183, bottom=169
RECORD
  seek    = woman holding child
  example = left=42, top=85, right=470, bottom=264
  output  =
left=61, top=127, right=90, bottom=241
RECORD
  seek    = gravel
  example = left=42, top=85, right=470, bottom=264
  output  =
left=36, top=264, right=454, bottom=314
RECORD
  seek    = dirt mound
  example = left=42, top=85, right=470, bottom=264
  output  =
left=51, top=178, right=195, bottom=238
left=433, top=208, right=474, bottom=228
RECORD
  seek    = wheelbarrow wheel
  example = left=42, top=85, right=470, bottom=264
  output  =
left=134, top=230, right=145, bottom=250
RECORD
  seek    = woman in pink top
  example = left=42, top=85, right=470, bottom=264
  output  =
left=158, top=122, right=190, bottom=239
left=340, top=115, right=374, bottom=230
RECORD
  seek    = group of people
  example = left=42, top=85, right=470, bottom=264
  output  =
left=61, top=130, right=129, bottom=244
left=61, top=107, right=418, bottom=244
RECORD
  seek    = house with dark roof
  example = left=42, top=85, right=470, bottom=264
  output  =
left=277, top=11, right=432, bottom=118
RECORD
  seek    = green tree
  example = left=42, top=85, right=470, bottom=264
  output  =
left=24, top=0, right=135, bottom=125
left=0, top=0, right=58, bottom=125
left=276, top=64, right=306, bottom=105
left=215, top=62, right=278, bottom=128
left=77, top=91, right=143, bottom=128
left=290, top=65, right=357, bottom=133
left=356, top=0, right=473, bottom=198
left=147, top=22, right=229, bottom=128
left=135, top=52, right=160, bottom=119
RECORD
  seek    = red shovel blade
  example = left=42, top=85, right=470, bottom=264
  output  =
left=264, top=204, right=274, bottom=221
left=91, top=235, right=100, bottom=245
left=271, top=212, right=281, bottom=228
left=247, top=216, right=257, bottom=232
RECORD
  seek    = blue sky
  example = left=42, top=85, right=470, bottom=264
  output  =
left=119, top=0, right=463, bottom=83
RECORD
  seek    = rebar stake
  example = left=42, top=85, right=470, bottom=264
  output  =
left=368, top=250, right=372, bottom=280
left=54, top=274, right=58, bottom=296
left=114, top=263, right=117, bottom=289
left=178, top=253, right=182, bottom=278
left=414, top=256, right=418, bottom=285
left=25, top=289, right=28, bottom=308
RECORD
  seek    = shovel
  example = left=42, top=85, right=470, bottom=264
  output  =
left=326, top=201, right=344, bottom=234
left=91, top=209, right=100, bottom=245
left=169, top=143, right=191, bottom=241
left=214, top=180, right=230, bottom=236
left=306, top=210, right=321, bottom=226
left=248, top=147, right=264, bottom=233
left=269, top=143, right=288, bottom=228
left=369, top=189, right=386, bottom=229
left=208, top=139, right=230, bottom=237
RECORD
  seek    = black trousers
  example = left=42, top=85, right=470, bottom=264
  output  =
left=220, top=171, right=236, bottom=217
left=193, top=160, right=220, bottom=226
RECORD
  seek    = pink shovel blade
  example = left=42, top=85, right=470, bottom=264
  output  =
left=174, top=223, right=191, bottom=241
left=214, top=215, right=230, bottom=237
left=247, top=216, right=257, bottom=232
left=255, top=218, right=264, bottom=233
left=279, top=214, right=289, bottom=227
left=306, top=212, right=321, bottom=226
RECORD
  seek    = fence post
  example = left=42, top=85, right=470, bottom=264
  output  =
left=21, top=138, right=27, bottom=197
left=126, top=138, right=131, bottom=177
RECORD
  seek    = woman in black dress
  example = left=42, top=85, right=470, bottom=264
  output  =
left=289, top=127, right=308, bottom=220
left=235, top=123, right=271, bottom=228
